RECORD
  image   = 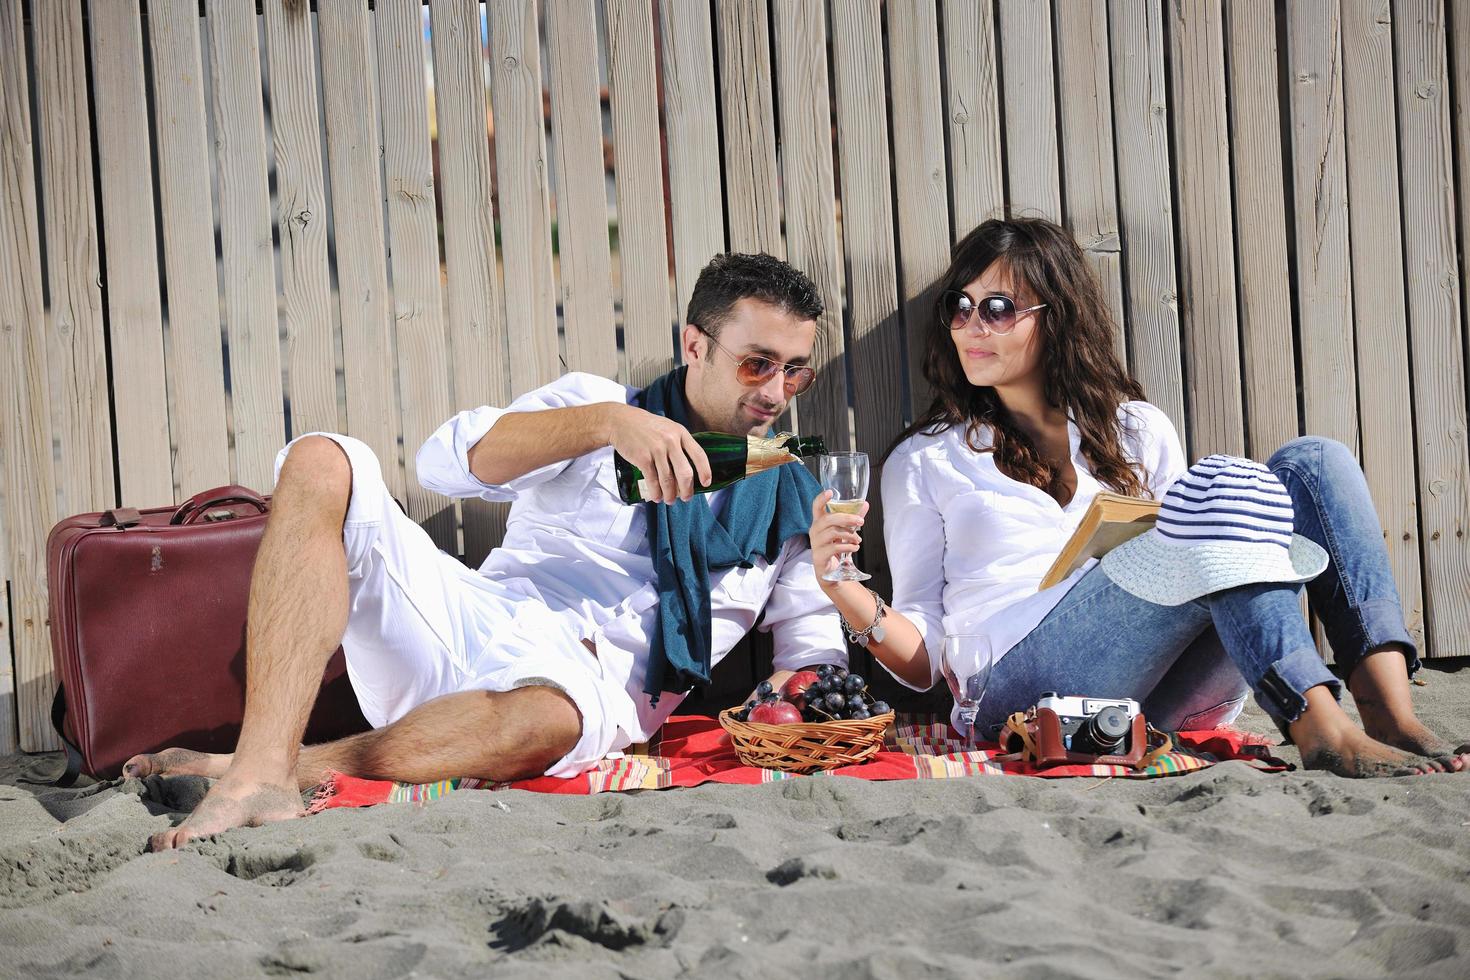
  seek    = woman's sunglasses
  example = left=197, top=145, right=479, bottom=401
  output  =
left=942, top=290, right=1047, bottom=335
left=697, top=327, right=817, bottom=395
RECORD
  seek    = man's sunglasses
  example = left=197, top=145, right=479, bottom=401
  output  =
left=697, top=326, right=817, bottom=395
left=942, top=290, right=1048, bottom=335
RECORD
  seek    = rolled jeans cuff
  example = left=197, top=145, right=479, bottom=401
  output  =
left=1336, top=598, right=1420, bottom=679
left=1253, top=646, right=1341, bottom=734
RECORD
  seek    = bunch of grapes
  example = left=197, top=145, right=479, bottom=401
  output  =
left=733, top=663, right=891, bottom=725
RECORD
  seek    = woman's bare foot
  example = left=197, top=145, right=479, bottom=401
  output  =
left=148, top=776, right=303, bottom=851
left=1288, top=684, right=1444, bottom=777
left=1359, top=720, right=1469, bottom=773
left=1347, top=647, right=1467, bottom=772
left=123, top=747, right=230, bottom=781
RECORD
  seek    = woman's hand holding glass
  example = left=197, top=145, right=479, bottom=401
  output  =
left=809, top=490, right=870, bottom=586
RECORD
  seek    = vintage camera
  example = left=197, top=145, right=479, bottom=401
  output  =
left=1034, top=692, right=1142, bottom=756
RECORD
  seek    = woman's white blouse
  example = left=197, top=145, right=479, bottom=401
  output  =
left=879, top=401, right=1187, bottom=691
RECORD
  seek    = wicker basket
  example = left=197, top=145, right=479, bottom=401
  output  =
left=718, top=707, right=895, bottom=773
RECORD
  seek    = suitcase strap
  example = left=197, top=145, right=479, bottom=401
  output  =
left=49, top=685, right=86, bottom=788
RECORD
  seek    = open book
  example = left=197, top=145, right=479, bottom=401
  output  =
left=1038, top=492, right=1161, bottom=590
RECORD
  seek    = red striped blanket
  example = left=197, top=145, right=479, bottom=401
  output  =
left=308, top=714, right=1287, bottom=811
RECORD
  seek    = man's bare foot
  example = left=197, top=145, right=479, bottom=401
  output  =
left=1297, top=726, right=1444, bottom=778
left=148, top=777, right=303, bottom=851
left=123, top=747, right=229, bottom=781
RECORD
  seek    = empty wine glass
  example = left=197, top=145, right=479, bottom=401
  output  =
left=940, top=633, right=994, bottom=739
left=819, top=452, right=871, bottom=582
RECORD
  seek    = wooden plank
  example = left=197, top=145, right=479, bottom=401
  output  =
left=87, top=0, right=172, bottom=505
left=996, top=0, right=1059, bottom=220
left=545, top=0, right=618, bottom=375
left=1108, top=0, right=1184, bottom=434
left=376, top=0, right=456, bottom=551
left=605, top=0, right=674, bottom=388
left=1286, top=0, right=1358, bottom=453
left=658, top=0, right=725, bottom=323
left=1340, top=0, right=1424, bottom=649
left=831, top=0, right=904, bottom=586
left=0, top=0, right=60, bottom=751
left=150, top=0, right=231, bottom=495
left=1393, top=0, right=1470, bottom=656
left=429, top=0, right=508, bottom=566
left=261, top=0, right=339, bottom=440
left=887, top=0, right=950, bottom=420
left=715, top=0, right=782, bottom=256
left=207, top=0, right=286, bottom=491
left=489, top=0, right=560, bottom=393
left=34, top=0, right=112, bottom=516
left=941, top=0, right=1003, bottom=237
left=772, top=0, right=848, bottom=451
left=1054, top=0, right=1125, bottom=365
left=1165, top=0, right=1244, bottom=459
left=317, top=0, right=405, bottom=498
left=1223, top=0, right=1298, bottom=460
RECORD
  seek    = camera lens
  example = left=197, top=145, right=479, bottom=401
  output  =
left=1080, top=705, right=1130, bottom=753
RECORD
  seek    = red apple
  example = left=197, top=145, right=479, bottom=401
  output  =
left=780, top=670, right=821, bottom=706
left=749, top=701, right=803, bottom=725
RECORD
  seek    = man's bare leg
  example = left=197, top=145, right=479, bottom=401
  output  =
left=148, top=437, right=355, bottom=851
left=1349, top=646, right=1469, bottom=772
left=128, top=686, right=581, bottom=791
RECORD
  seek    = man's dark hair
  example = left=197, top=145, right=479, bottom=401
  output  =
left=685, top=253, right=823, bottom=338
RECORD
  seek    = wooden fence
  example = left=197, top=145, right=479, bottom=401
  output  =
left=2, top=0, right=1468, bottom=753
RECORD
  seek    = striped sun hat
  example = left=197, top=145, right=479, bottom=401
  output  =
left=1099, top=454, right=1328, bottom=606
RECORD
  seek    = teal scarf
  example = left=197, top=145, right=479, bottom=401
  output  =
left=637, top=367, right=821, bottom=701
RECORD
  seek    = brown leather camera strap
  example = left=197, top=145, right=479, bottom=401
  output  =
left=1137, top=725, right=1174, bottom=770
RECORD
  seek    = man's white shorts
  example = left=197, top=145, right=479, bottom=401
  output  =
left=274, top=433, right=625, bottom=778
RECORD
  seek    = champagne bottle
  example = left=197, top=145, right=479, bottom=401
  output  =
left=615, top=432, right=827, bottom=504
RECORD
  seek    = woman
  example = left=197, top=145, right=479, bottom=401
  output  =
left=810, top=216, right=1465, bottom=777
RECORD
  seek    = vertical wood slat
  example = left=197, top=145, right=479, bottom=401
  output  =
left=430, top=0, right=508, bottom=566
left=88, top=0, right=172, bottom=504
left=831, top=0, right=904, bottom=593
left=1166, top=0, right=1244, bottom=459
left=1224, top=0, right=1298, bottom=460
left=996, top=0, right=1060, bottom=220
left=887, top=0, right=950, bottom=419
left=317, top=0, right=405, bottom=498
left=1340, top=0, right=1425, bottom=648
left=772, top=0, right=849, bottom=452
left=1394, top=0, right=1470, bottom=656
left=35, top=0, right=112, bottom=517
left=262, top=0, right=339, bottom=441
left=207, top=0, right=286, bottom=491
left=941, top=0, right=1004, bottom=237
left=0, top=579, right=12, bottom=755
left=659, top=0, right=725, bottom=323
left=151, top=0, right=231, bottom=495
left=606, top=0, right=674, bottom=388
left=0, top=0, right=60, bottom=751
left=1108, top=0, right=1184, bottom=434
left=715, top=0, right=782, bottom=256
left=546, top=0, right=618, bottom=375
left=1286, top=0, right=1358, bottom=452
left=1054, top=0, right=1126, bottom=364
left=489, top=0, right=560, bottom=393
left=376, top=0, right=456, bottom=551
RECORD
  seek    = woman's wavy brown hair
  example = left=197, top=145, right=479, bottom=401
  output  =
left=888, top=217, right=1151, bottom=499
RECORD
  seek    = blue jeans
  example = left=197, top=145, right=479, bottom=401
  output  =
left=974, top=437, right=1420, bottom=738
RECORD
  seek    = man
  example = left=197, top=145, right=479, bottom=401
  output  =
left=131, top=253, right=848, bottom=850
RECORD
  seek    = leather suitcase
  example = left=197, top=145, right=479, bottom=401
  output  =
left=46, top=484, right=369, bottom=783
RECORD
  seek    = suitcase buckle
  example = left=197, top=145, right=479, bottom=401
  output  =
left=202, top=509, right=239, bottom=523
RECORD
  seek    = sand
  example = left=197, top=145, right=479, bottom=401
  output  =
left=3, top=667, right=1470, bottom=979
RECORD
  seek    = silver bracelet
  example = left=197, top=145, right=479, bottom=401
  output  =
left=840, top=588, right=887, bottom=648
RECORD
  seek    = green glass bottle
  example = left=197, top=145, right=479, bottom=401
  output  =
left=615, top=432, right=827, bottom=504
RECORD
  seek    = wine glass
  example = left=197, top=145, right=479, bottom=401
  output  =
left=940, top=633, right=994, bottom=740
left=819, top=452, right=872, bottom=583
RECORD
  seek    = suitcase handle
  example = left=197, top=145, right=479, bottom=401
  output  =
left=170, top=485, right=269, bottom=526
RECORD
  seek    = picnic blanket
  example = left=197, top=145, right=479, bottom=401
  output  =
left=308, top=714, right=1287, bottom=811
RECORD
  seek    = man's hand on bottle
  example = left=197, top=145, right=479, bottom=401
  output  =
left=603, top=404, right=713, bottom=503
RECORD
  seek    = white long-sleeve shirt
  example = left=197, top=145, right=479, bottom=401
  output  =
left=880, top=401, right=1187, bottom=691
left=415, top=372, right=846, bottom=737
